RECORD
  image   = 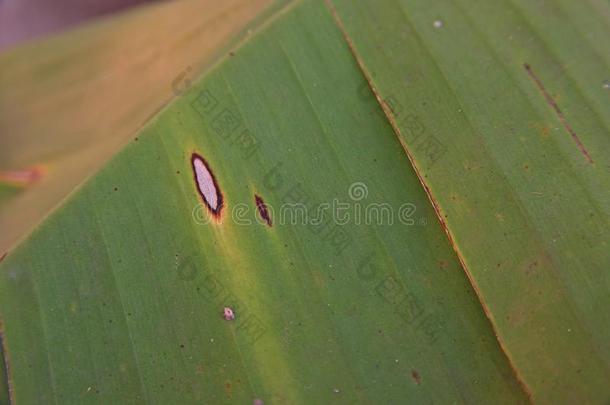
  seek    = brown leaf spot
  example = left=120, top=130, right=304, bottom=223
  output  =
left=411, top=369, right=421, bottom=385
left=255, top=194, right=272, bottom=226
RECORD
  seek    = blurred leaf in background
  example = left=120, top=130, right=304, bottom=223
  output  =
left=0, top=0, right=281, bottom=254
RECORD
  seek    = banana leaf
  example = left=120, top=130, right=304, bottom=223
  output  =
left=1, top=0, right=608, bottom=403
left=327, top=0, right=610, bottom=402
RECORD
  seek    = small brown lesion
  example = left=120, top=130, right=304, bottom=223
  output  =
left=255, top=194, right=272, bottom=227
left=411, top=369, right=421, bottom=385
left=523, top=63, right=593, bottom=164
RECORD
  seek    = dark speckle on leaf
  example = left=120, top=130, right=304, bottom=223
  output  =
left=411, top=370, right=421, bottom=385
left=255, top=194, right=272, bottom=226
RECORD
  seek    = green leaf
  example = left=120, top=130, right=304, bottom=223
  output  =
left=0, top=329, right=10, bottom=405
left=328, top=0, right=610, bottom=402
left=0, top=0, right=528, bottom=403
